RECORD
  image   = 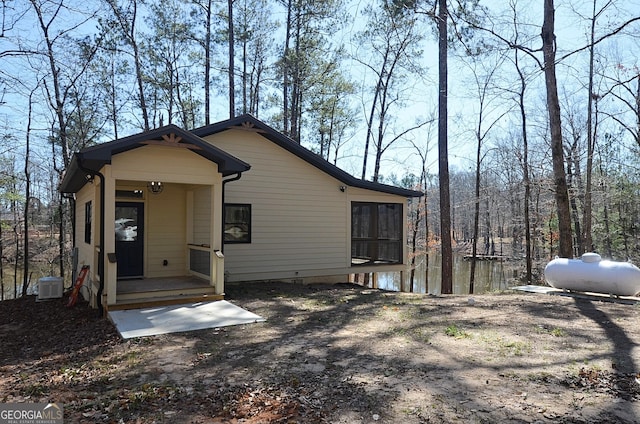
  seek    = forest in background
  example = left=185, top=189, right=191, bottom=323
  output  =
left=1, top=0, right=640, bottom=299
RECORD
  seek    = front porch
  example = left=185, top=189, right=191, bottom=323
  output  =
left=107, top=276, right=223, bottom=311
left=60, top=125, right=250, bottom=313
left=102, top=180, right=226, bottom=310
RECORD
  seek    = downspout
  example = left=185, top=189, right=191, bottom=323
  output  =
left=221, top=172, right=242, bottom=254
left=77, top=155, right=106, bottom=317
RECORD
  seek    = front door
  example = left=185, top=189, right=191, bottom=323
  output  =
left=115, top=202, right=144, bottom=278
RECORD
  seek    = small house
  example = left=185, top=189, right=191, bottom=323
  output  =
left=60, top=114, right=423, bottom=312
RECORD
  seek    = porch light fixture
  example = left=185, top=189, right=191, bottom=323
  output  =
left=147, top=181, right=164, bottom=194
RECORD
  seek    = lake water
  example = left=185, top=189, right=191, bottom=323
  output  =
left=374, top=252, right=521, bottom=295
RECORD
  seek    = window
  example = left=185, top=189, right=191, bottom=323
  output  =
left=84, top=201, right=92, bottom=244
left=224, top=204, right=251, bottom=243
left=351, top=202, right=402, bottom=265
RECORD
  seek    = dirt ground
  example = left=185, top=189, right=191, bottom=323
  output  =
left=2, top=281, right=640, bottom=423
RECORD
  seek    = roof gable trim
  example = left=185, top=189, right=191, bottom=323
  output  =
left=229, top=120, right=268, bottom=134
left=138, top=134, right=203, bottom=151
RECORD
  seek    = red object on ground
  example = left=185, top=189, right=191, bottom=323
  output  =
left=67, top=265, right=89, bottom=307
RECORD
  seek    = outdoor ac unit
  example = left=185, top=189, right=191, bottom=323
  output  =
left=38, top=277, right=63, bottom=300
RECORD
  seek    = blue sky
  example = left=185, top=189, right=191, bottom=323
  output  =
left=2, top=0, right=640, bottom=188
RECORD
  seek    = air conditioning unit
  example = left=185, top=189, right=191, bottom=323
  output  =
left=38, top=277, right=64, bottom=300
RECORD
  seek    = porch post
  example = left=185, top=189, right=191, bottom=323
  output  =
left=211, top=182, right=224, bottom=294
left=103, top=166, right=117, bottom=305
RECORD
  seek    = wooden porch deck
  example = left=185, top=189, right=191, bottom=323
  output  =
left=108, top=276, right=223, bottom=311
left=117, top=276, right=212, bottom=294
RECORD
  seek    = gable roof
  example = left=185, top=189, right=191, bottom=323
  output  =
left=60, top=124, right=251, bottom=193
left=193, top=114, right=424, bottom=198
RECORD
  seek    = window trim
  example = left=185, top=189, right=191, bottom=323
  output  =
left=224, top=203, right=252, bottom=244
left=351, top=202, right=403, bottom=266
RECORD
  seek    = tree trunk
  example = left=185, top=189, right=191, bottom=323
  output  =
left=106, top=0, right=149, bottom=131
left=228, top=0, right=235, bottom=118
left=409, top=202, right=419, bottom=293
left=132, top=40, right=149, bottom=131
left=289, top=7, right=302, bottom=142
left=373, top=90, right=387, bottom=182
left=242, top=24, right=247, bottom=114
left=582, top=0, right=598, bottom=253
left=601, top=161, right=612, bottom=257
left=205, top=0, right=212, bottom=125
left=56, top=136, right=65, bottom=279
left=470, top=119, right=481, bottom=294
left=515, top=49, right=533, bottom=281
left=282, top=0, right=292, bottom=135
left=0, top=210, right=4, bottom=300
left=22, top=92, right=34, bottom=297
left=12, top=177, right=19, bottom=298
left=109, top=56, right=119, bottom=139
left=636, top=75, right=640, bottom=147
left=438, top=0, right=453, bottom=294
left=423, top=173, right=429, bottom=293
left=542, top=0, right=573, bottom=258
left=127, top=1, right=150, bottom=131
left=362, top=68, right=384, bottom=180
left=30, top=0, right=69, bottom=165
left=567, top=144, right=583, bottom=253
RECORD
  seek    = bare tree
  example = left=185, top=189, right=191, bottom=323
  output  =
left=513, top=47, right=533, bottom=281
left=541, top=0, right=573, bottom=257
left=278, top=0, right=344, bottom=141
left=464, top=55, right=509, bottom=294
left=409, top=126, right=435, bottom=292
left=21, top=89, right=35, bottom=297
left=228, top=0, right=235, bottom=118
left=354, top=1, right=424, bottom=181
left=467, top=1, right=640, bottom=259
left=105, top=0, right=150, bottom=131
left=580, top=0, right=602, bottom=255
left=145, top=0, right=199, bottom=128
left=29, top=0, right=102, bottom=279
left=437, top=0, right=453, bottom=293
left=192, top=0, right=214, bottom=125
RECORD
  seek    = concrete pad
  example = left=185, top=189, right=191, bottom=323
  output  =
left=108, top=300, right=265, bottom=339
left=510, top=285, right=560, bottom=294
left=510, top=285, right=640, bottom=304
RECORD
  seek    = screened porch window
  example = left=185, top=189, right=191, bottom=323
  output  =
left=224, top=204, right=251, bottom=243
left=351, top=202, right=403, bottom=265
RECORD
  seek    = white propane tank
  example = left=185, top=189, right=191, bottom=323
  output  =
left=544, top=253, right=640, bottom=297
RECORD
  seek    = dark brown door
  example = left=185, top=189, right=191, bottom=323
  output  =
left=115, top=202, right=144, bottom=278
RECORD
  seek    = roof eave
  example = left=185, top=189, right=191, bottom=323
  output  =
left=59, top=126, right=250, bottom=194
left=195, top=114, right=423, bottom=198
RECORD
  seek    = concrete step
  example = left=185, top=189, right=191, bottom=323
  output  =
left=107, top=293, right=224, bottom=311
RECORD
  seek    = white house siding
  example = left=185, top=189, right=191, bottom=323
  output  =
left=75, top=182, right=98, bottom=302
left=203, top=130, right=350, bottom=282
left=110, top=145, right=220, bottom=185
left=191, top=186, right=211, bottom=246
left=145, top=183, right=187, bottom=277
